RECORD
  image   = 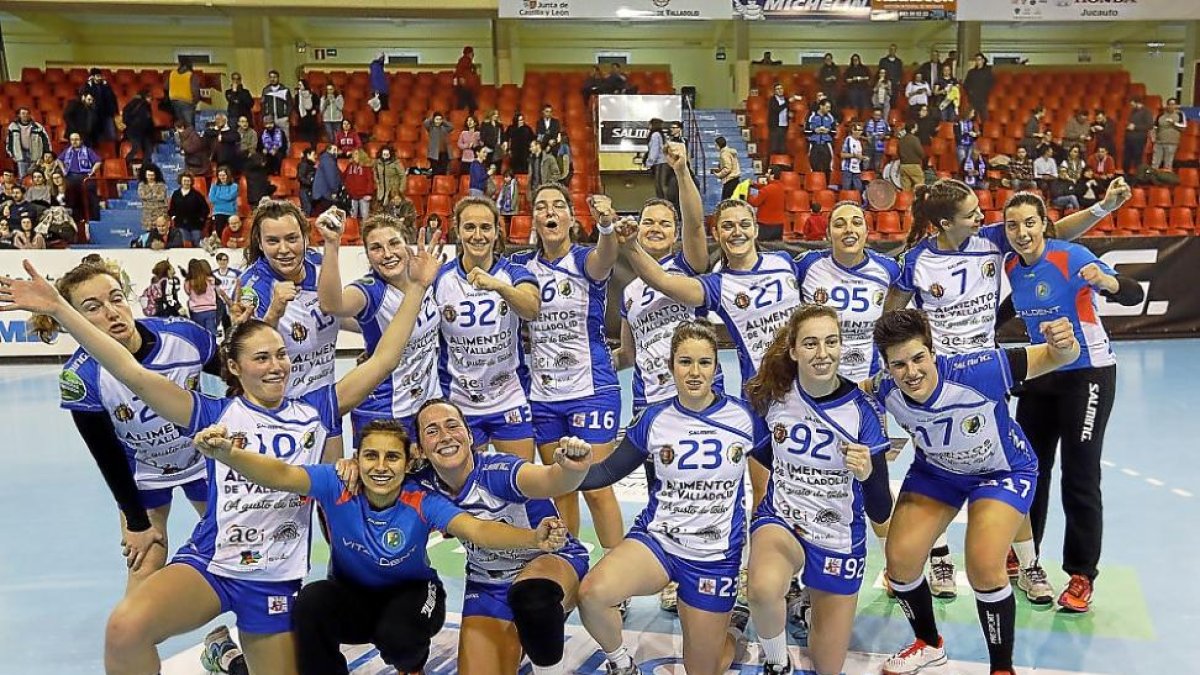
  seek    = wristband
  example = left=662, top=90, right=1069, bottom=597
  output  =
left=1089, top=203, right=1112, bottom=218
left=597, top=221, right=615, bottom=236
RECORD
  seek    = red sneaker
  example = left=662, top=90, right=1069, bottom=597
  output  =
left=1057, top=574, right=1093, bottom=613
left=1006, top=548, right=1019, bottom=579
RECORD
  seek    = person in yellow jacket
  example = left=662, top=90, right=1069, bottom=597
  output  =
left=167, top=57, right=203, bottom=129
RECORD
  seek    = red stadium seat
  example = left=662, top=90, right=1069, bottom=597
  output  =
left=1141, top=207, right=1168, bottom=232
left=804, top=172, right=827, bottom=192
left=875, top=210, right=902, bottom=234
left=1115, top=207, right=1142, bottom=232
left=1168, top=207, right=1195, bottom=231
left=508, top=215, right=533, bottom=244
left=1148, top=187, right=1172, bottom=209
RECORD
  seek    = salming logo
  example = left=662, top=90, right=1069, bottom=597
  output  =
left=1081, top=383, right=1100, bottom=442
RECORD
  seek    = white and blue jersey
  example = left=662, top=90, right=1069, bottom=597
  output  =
left=59, top=317, right=216, bottom=489
left=698, top=251, right=803, bottom=384
left=239, top=253, right=339, bottom=397
left=213, top=266, right=241, bottom=300
left=416, top=453, right=588, bottom=585
left=1004, top=240, right=1116, bottom=371
left=350, top=270, right=440, bottom=419
left=796, top=249, right=900, bottom=382
left=304, top=464, right=462, bottom=588
left=756, top=379, right=889, bottom=555
left=510, top=245, right=618, bottom=402
left=876, top=350, right=1036, bottom=475
left=625, top=395, right=768, bottom=562
left=432, top=258, right=536, bottom=416
left=896, top=225, right=1009, bottom=354
left=175, top=385, right=338, bottom=582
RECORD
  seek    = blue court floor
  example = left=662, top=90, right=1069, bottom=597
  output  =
left=1, top=341, right=1197, bottom=674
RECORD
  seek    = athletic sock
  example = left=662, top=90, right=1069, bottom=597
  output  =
left=1013, top=538, right=1038, bottom=569
left=759, top=629, right=790, bottom=666
left=930, top=533, right=950, bottom=560
left=890, top=575, right=940, bottom=646
left=604, top=645, right=633, bottom=669
left=974, top=585, right=1016, bottom=671
left=877, top=535, right=888, bottom=555
left=531, top=662, right=564, bottom=675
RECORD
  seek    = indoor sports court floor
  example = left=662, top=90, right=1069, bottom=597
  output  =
left=2, top=341, right=1196, bottom=675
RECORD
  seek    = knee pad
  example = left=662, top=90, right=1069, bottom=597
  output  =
left=506, top=578, right=567, bottom=666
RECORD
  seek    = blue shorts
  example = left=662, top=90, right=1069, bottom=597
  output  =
left=466, top=403, right=534, bottom=447
left=350, top=409, right=417, bottom=449
left=174, top=558, right=302, bottom=634
left=750, top=515, right=868, bottom=596
left=139, top=478, right=209, bottom=511
left=531, top=388, right=621, bottom=446
left=628, top=528, right=740, bottom=613
left=461, top=549, right=590, bottom=622
left=901, top=461, right=1038, bottom=515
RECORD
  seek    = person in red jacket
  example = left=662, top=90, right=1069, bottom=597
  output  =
left=747, top=166, right=787, bottom=241
left=343, top=149, right=376, bottom=219
left=802, top=202, right=828, bottom=241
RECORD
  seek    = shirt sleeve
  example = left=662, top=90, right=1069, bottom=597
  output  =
left=301, top=384, right=341, bottom=433
left=238, top=270, right=272, bottom=319
left=59, top=356, right=104, bottom=412
left=349, top=277, right=383, bottom=324
left=1067, top=242, right=1115, bottom=277
left=894, top=249, right=918, bottom=294
left=302, top=464, right=343, bottom=505
left=407, top=486, right=464, bottom=531
left=856, top=394, right=891, bottom=454
left=977, top=223, right=1011, bottom=253
left=478, top=453, right=529, bottom=503
left=507, top=261, right=538, bottom=288
left=697, top=272, right=724, bottom=313
left=576, top=245, right=608, bottom=285
left=183, top=392, right=233, bottom=436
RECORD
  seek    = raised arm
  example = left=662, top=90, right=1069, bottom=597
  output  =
left=514, top=436, right=592, bottom=499
left=666, top=142, right=709, bottom=272
left=446, top=513, right=567, bottom=552
left=577, top=434, right=645, bottom=491
left=883, top=286, right=914, bottom=313
left=194, top=424, right=312, bottom=495
left=584, top=195, right=622, bottom=281
left=1024, top=318, right=1081, bottom=381
left=314, top=209, right=369, bottom=317
left=616, top=221, right=705, bottom=307
left=1055, top=177, right=1132, bottom=241
left=0, top=261, right=193, bottom=427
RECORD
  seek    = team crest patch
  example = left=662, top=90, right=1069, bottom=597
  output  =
left=981, top=260, right=997, bottom=278
left=59, top=370, right=88, bottom=403
left=230, top=432, right=249, bottom=450
left=734, top=292, right=751, bottom=309
left=659, top=444, right=675, bottom=465
left=1036, top=281, right=1051, bottom=300
left=185, top=374, right=200, bottom=391
left=239, top=287, right=260, bottom=310
left=559, top=281, right=573, bottom=297
left=572, top=412, right=586, bottom=427
left=787, top=276, right=799, bottom=290
left=302, top=431, right=316, bottom=449
left=291, top=322, right=308, bottom=343
left=813, top=288, right=830, bottom=305
left=442, top=305, right=458, bottom=322
left=114, top=403, right=134, bottom=422
left=382, top=528, right=405, bottom=552
left=961, top=414, right=986, bottom=435
left=499, top=301, right=509, bottom=316
left=267, top=595, right=289, bottom=615
left=873, top=290, right=886, bottom=306
left=624, top=298, right=634, bottom=312
left=772, top=423, right=788, bottom=444
left=727, top=443, right=745, bottom=463
left=505, top=407, right=525, bottom=424
left=697, top=577, right=717, bottom=595
left=240, top=550, right=262, bottom=566
left=929, top=283, right=945, bottom=299
left=823, top=556, right=843, bottom=576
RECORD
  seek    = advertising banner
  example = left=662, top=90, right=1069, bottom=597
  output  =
left=869, top=0, right=955, bottom=20
left=597, top=95, right=682, bottom=152
left=732, top=0, right=873, bottom=21
left=499, top=0, right=732, bottom=19
left=958, top=0, right=1200, bottom=22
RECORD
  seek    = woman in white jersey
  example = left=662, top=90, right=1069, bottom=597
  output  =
left=0, top=233, right=442, bottom=675
left=743, top=305, right=888, bottom=675
left=510, top=183, right=624, bottom=552
left=314, top=211, right=440, bottom=444
left=432, top=196, right=542, bottom=460
left=579, top=322, right=760, bottom=675
left=30, top=262, right=216, bottom=592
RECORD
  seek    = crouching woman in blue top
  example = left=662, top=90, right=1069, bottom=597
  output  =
left=192, top=417, right=569, bottom=675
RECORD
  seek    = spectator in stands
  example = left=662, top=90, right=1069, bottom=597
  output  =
left=137, top=164, right=168, bottom=231
left=754, top=51, right=783, bottom=66
left=149, top=260, right=184, bottom=315
left=954, top=110, right=980, bottom=166
left=645, top=118, right=670, bottom=200
left=1152, top=97, right=1186, bottom=171
left=864, top=107, right=891, bottom=172
left=13, top=214, right=45, bottom=249
left=60, top=132, right=101, bottom=222
left=48, top=170, right=69, bottom=210
left=493, top=170, right=518, bottom=217
left=840, top=122, right=867, bottom=192
left=84, top=68, right=120, bottom=144
left=897, top=123, right=925, bottom=192
left=209, top=114, right=241, bottom=173
left=334, top=119, right=362, bottom=157
left=1036, top=129, right=1064, bottom=165
left=312, top=143, right=343, bottom=212
left=1005, top=146, right=1037, bottom=191
left=138, top=215, right=183, bottom=250
left=878, top=44, right=904, bottom=107
left=1076, top=167, right=1103, bottom=208
left=1091, top=109, right=1116, bottom=155
left=845, top=54, right=871, bottom=117
left=243, top=152, right=276, bottom=206
left=5, top=185, right=40, bottom=229
left=184, top=258, right=223, bottom=336
left=818, top=53, right=841, bottom=108
left=962, top=146, right=988, bottom=189
left=177, top=120, right=211, bottom=175
left=225, top=72, right=254, bottom=124
left=458, top=116, right=482, bottom=175
left=536, top=104, right=561, bottom=146
left=261, top=70, right=291, bottom=123
left=934, top=63, right=959, bottom=121
left=748, top=166, right=787, bottom=241
left=424, top=111, right=453, bottom=175
left=602, top=63, right=631, bottom=95
left=963, top=53, right=994, bottom=122
left=1034, top=145, right=1059, bottom=189
left=712, top=136, right=741, bottom=200
left=208, top=166, right=238, bottom=235
left=212, top=251, right=239, bottom=332
left=166, top=58, right=201, bottom=129
left=0, top=220, right=12, bottom=249
left=0, top=169, right=12, bottom=200
left=320, top=84, right=345, bottom=143
left=468, top=147, right=491, bottom=196
left=1062, top=145, right=1086, bottom=182
left=480, top=109, right=505, bottom=172
left=64, top=91, right=102, bottom=149
left=236, top=115, right=257, bottom=165
left=504, top=112, right=534, bottom=174
left=297, top=146, right=317, bottom=215
left=913, top=104, right=939, bottom=147
left=369, top=53, right=390, bottom=111
left=426, top=213, right=446, bottom=242
left=38, top=150, right=66, bottom=179
left=806, top=99, right=836, bottom=180
left=1064, top=110, right=1092, bottom=150
left=1124, top=97, right=1154, bottom=173
left=452, top=69, right=478, bottom=114
left=1019, top=106, right=1047, bottom=154
left=918, top=49, right=942, bottom=88
left=538, top=139, right=564, bottom=191
left=343, top=149, right=375, bottom=220
left=383, top=190, right=419, bottom=230
left=455, top=46, right=476, bottom=80
left=220, top=213, right=249, bottom=249
left=167, top=172, right=209, bottom=246
left=802, top=202, right=828, bottom=241
left=767, top=82, right=796, bottom=156
left=905, top=72, right=931, bottom=112
left=373, top=146, right=406, bottom=207
left=296, top=80, right=320, bottom=146
left=582, top=65, right=605, bottom=103
left=257, top=115, right=288, bottom=175
left=556, top=131, right=573, bottom=184
left=872, top=70, right=893, bottom=121
left=26, top=169, right=51, bottom=207
left=1090, top=146, right=1116, bottom=183
left=1048, top=166, right=1082, bottom=212
left=121, top=90, right=156, bottom=171
left=6, top=108, right=52, bottom=178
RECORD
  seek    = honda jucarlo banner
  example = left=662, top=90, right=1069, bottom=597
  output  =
left=597, top=95, right=682, bottom=152
left=958, top=0, right=1200, bottom=21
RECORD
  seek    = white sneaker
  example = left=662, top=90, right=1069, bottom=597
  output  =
left=881, top=636, right=948, bottom=675
left=927, top=555, right=957, bottom=599
left=659, top=582, right=678, bottom=613
left=1018, top=562, right=1055, bottom=605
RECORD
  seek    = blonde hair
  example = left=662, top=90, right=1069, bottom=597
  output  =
left=28, top=262, right=123, bottom=343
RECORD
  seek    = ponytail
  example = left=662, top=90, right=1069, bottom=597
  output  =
left=904, top=179, right=974, bottom=250
left=745, top=304, right=840, bottom=414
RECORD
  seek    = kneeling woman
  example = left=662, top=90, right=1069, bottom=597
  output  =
left=413, top=398, right=594, bottom=675
left=192, top=418, right=568, bottom=675
left=578, top=321, right=763, bottom=675
left=743, top=305, right=889, bottom=675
